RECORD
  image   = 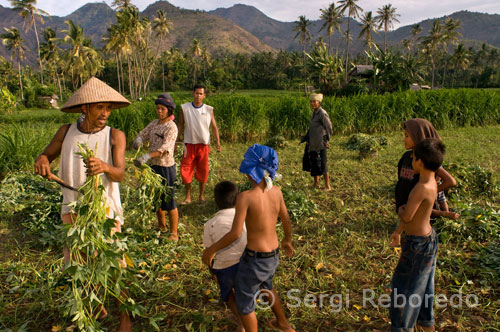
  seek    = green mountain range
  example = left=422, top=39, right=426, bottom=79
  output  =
left=1, top=1, right=499, bottom=65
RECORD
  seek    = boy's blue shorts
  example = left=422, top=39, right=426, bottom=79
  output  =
left=211, top=263, right=240, bottom=302
left=235, top=247, right=279, bottom=315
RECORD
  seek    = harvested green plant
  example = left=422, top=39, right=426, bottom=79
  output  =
left=62, top=142, right=142, bottom=331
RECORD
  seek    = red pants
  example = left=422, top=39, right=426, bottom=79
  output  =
left=180, top=143, right=210, bottom=184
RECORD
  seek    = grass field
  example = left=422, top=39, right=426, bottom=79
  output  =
left=0, top=122, right=499, bottom=331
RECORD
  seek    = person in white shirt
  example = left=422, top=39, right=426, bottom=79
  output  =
left=177, top=84, right=221, bottom=204
left=203, top=181, right=246, bottom=332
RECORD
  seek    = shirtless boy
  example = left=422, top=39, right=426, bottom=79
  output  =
left=389, top=138, right=445, bottom=332
left=202, top=144, right=295, bottom=332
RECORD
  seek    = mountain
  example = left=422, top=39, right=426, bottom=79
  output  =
left=0, top=1, right=274, bottom=64
left=141, top=1, right=274, bottom=55
left=1, top=1, right=500, bottom=67
left=208, top=4, right=368, bottom=53
left=387, top=10, right=500, bottom=48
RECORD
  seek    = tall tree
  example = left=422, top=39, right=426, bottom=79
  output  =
left=1, top=27, right=25, bottom=99
left=450, top=43, right=470, bottom=87
left=339, top=0, right=363, bottom=82
left=10, top=0, right=49, bottom=84
left=40, top=27, right=62, bottom=99
left=294, top=15, right=311, bottom=65
left=375, top=4, right=400, bottom=53
left=190, top=38, right=202, bottom=84
left=358, top=11, right=378, bottom=50
left=111, top=0, right=135, bottom=11
left=144, top=9, right=173, bottom=94
left=420, top=20, right=444, bottom=88
left=319, top=3, right=342, bottom=54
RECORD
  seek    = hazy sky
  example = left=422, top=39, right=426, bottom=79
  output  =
left=1, top=0, right=499, bottom=28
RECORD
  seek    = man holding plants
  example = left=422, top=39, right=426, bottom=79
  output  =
left=34, top=76, right=132, bottom=332
left=177, top=84, right=221, bottom=204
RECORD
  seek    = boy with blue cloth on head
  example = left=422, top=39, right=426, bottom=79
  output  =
left=203, top=180, right=247, bottom=332
left=203, top=144, right=295, bottom=332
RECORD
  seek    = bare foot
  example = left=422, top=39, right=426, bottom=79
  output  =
left=159, top=227, right=168, bottom=232
left=168, top=233, right=179, bottom=241
left=117, top=312, right=132, bottom=332
left=267, top=319, right=295, bottom=332
left=180, top=199, right=191, bottom=205
left=323, top=186, right=332, bottom=191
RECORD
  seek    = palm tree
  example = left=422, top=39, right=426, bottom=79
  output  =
left=339, top=0, right=363, bottom=82
left=293, top=15, right=311, bottom=64
left=375, top=4, right=400, bottom=53
left=1, top=27, right=25, bottom=99
left=358, top=11, right=378, bottom=50
left=319, top=3, right=342, bottom=54
left=410, top=24, right=422, bottom=54
left=440, top=18, right=462, bottom=86
left=450, top=43, right=470, bottom=87
left=420, top=20, right=444, bottom=88
left=40, top=27, right=62, bottom=99
left=111, top=0, right=135, bottom=11
left=144, top=9, right=173, bottom=93
left=60, top=20, right=102, bottom=88
left=201, top=46, right=211, bottom=80
left=190, top=38, right=202, bottom=84
left=9, top=0, right=49, bottom=84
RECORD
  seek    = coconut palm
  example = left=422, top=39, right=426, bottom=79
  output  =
left=144, top=9, right=173, bottom=93
left=358, top=11, right=378, bottom=50
left=40, top=27, right=63, bottom=98
left=201, top=46, right=211, bottom=80
left=294, top=15, right=311, bottom=65
left=111, top=0, right=135, bottom=11
left=338, top=0, right=363, bottom=82
left=375, top=4, right=400, bottom=53
left=1, top=27, right=25, bottom=99
left=420, top=20, right=444, bottom=88
left=410, top=24, right=422, bottom=54
left=9, top=0, right=49, bottom=84
left=450, top=43, right=470, bottom=87
left=319, top=3, right=343, bottom=54
left=60, top=20, right=102, bottom=88
left=190, top=38, right=202, bottom=84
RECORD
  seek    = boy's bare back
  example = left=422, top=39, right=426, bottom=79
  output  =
left=398, top=178, right=436, bottom=236
left=236, top=184, right=286, bottom=252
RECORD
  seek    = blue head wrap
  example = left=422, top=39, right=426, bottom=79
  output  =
left=155, top=92, right=176, bottom=111
left=239, top=144, right=279, bottom=187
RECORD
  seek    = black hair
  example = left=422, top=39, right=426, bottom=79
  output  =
left=413, top=138, right=445, bottom=171
left=193, top=84, right=206, bottom=93
left=214, top=181, right=238, bottom=210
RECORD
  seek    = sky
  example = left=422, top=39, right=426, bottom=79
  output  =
left=1, top=0, right=499, bottom=28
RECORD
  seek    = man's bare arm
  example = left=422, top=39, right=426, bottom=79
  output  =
left=278, top=189, right=293, bottom=257
left=202, top=194, right=247, bottom=265
left=86, top=129, right=126, bottom=182
left=209, top=109, right=221, bottom=152
left=436, top=167, right=457, bottom=192
left=176, top=109, right=184, bottom=142
left=398, top=185, right=425, bottom=223
left=34, top=124, right=69, bottom=177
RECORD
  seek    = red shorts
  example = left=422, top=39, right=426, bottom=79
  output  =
left=181, top=143, right=210, bottom=184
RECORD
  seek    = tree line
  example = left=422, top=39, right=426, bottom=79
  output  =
left=1, top=0, right=500, bottom=108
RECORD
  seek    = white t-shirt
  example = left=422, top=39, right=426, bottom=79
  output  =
left=181, top=102, right=212, bottom=145
left=203, top=208, right=247, bottom=269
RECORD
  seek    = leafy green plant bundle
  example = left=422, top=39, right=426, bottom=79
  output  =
left=62, top=142, right=142, bottom=331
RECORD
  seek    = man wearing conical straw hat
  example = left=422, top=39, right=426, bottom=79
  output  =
left=34, top=76, right=132, bottom=332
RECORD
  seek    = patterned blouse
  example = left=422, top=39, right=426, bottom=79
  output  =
left=137, top=119, right=178, bottom=167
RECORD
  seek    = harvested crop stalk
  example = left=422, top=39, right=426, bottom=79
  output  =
left=62, top=142, right=131, bottom=331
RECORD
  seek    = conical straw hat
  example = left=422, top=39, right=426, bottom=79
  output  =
left=61, top=76, right=130, bottom=113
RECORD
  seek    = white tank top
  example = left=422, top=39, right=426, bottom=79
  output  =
left=58, top=123, right=123, bottom=223
left=181, top=102, right=212, bottom=144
